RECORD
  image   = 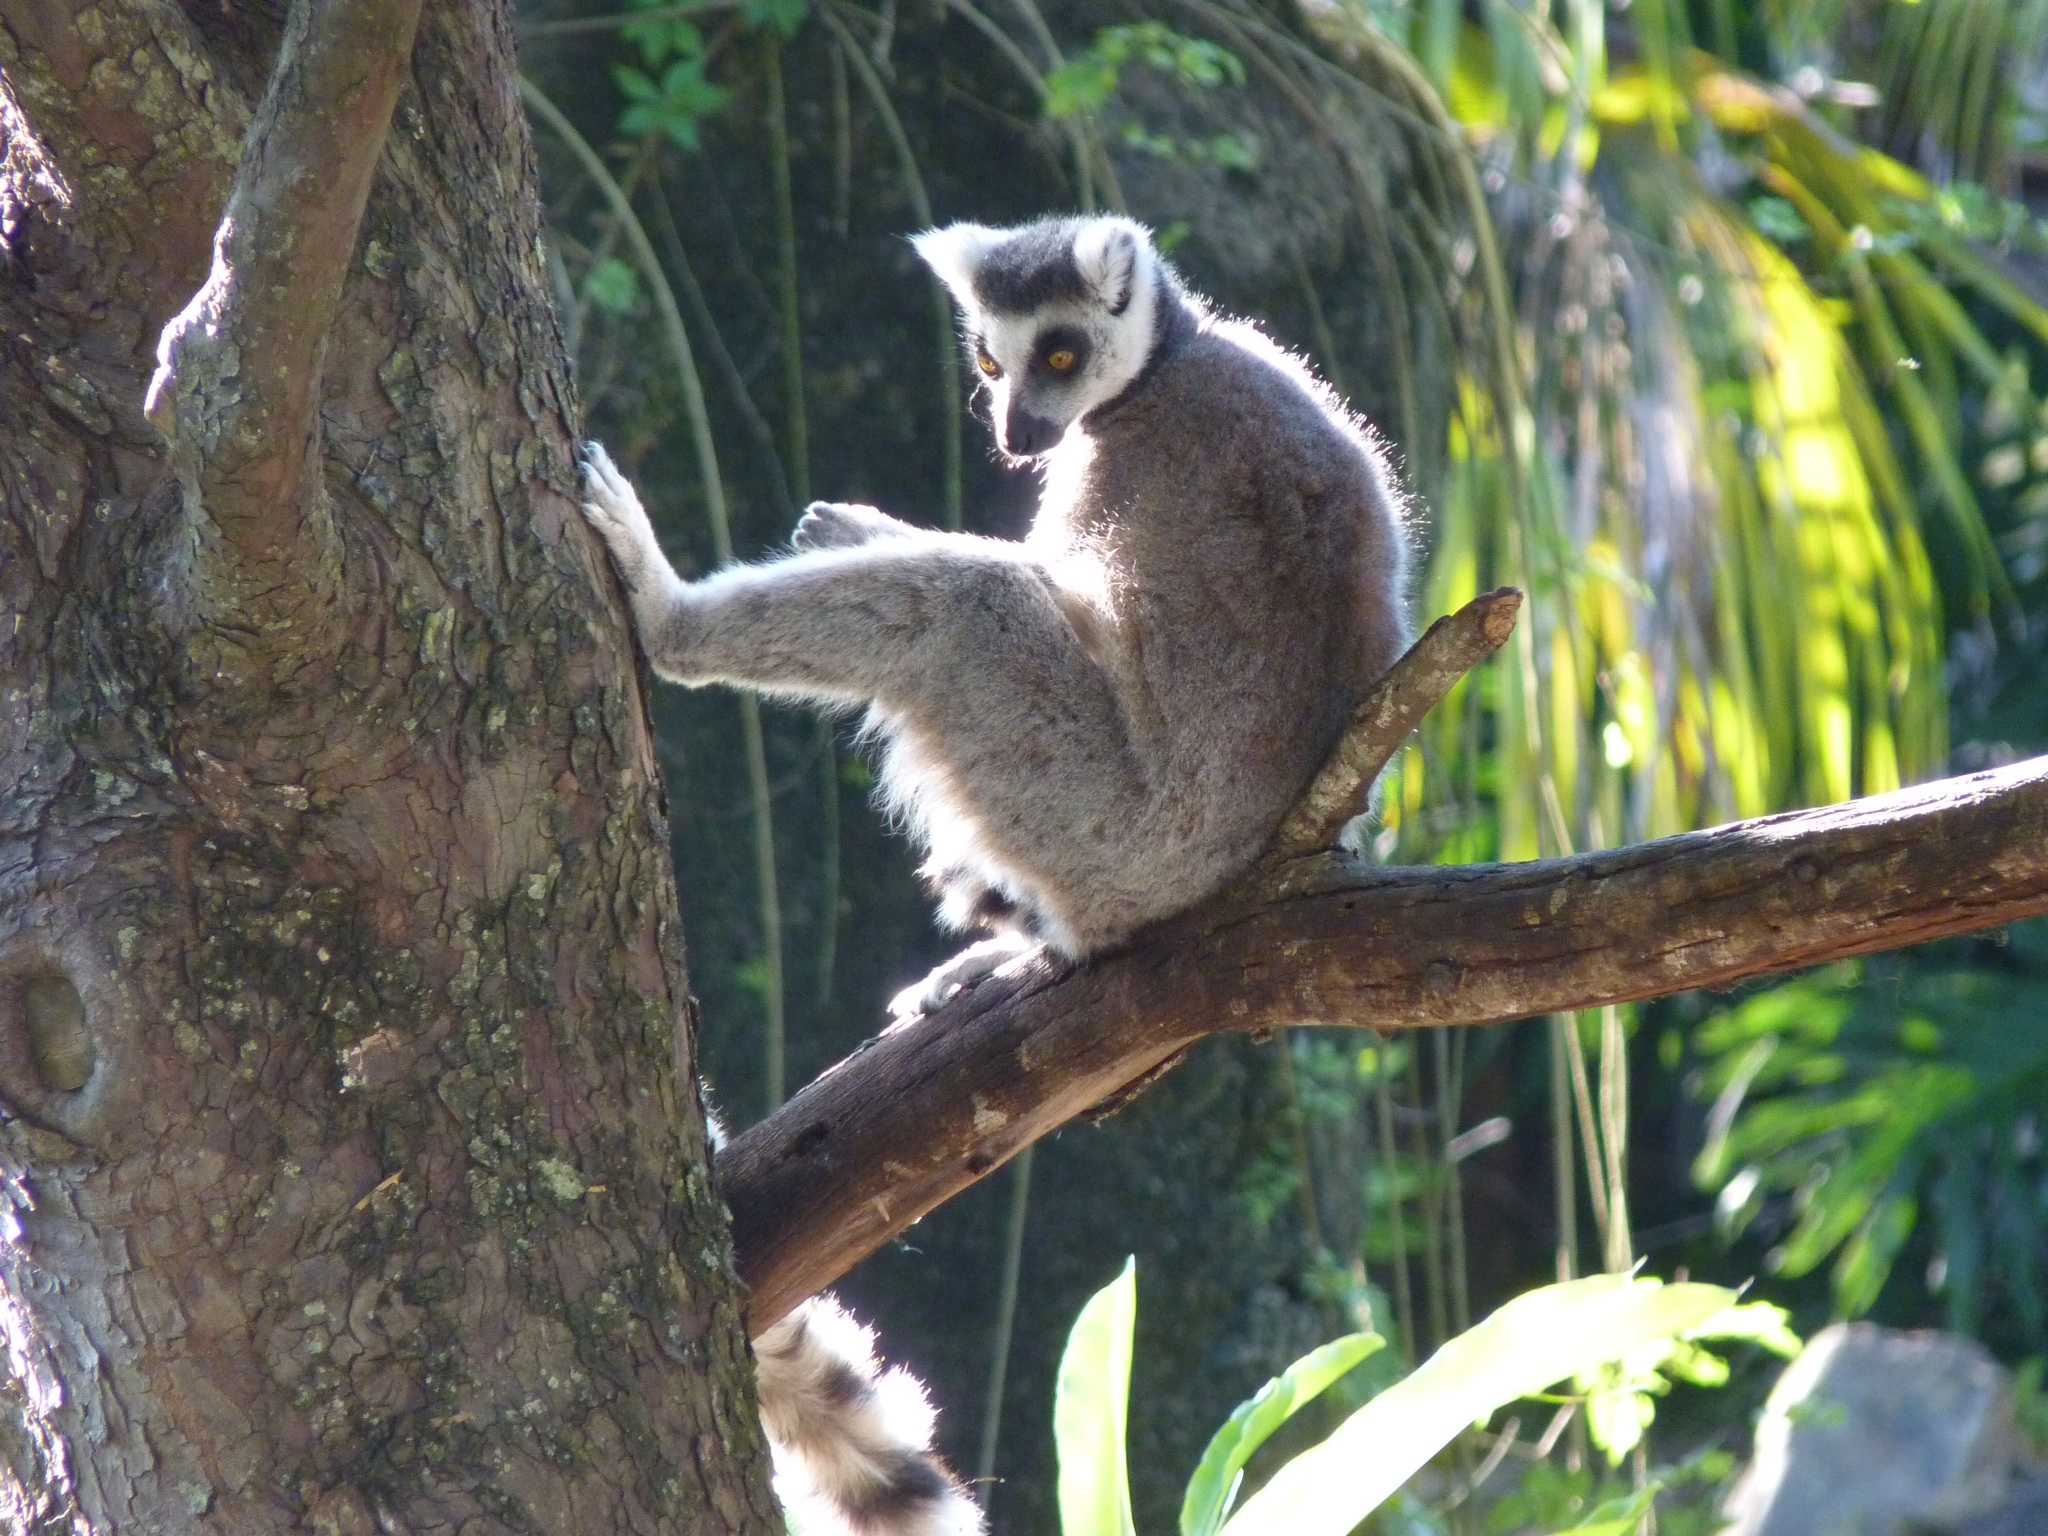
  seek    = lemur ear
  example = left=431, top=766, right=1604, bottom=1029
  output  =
left=911, top=224, right=1002, bottom=309
left=1073, top=219, right=1149, bottom=316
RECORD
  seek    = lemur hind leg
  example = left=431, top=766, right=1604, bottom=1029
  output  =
left=888, top=932, right=1043, bottom=1019
left=579, top=445, right=1154, bottom=955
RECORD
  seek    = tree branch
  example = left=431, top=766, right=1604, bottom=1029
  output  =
left=724, top=737, right=2048, bottom=1327
left=1271, top=588, right=1522, bottom=856
left=143, top=0, right=423, bottom=644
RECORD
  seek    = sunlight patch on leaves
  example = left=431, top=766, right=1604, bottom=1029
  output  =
left=1214, top=1277, right=1739, bottom=1536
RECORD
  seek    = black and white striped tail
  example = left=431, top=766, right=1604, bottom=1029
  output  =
left=754, top=1296, right=983, bottom=1536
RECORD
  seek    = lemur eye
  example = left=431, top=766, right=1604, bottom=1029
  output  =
left=1047, top=348, right=1078, bottom=373
left=975, top=349, right=1001, bottom=378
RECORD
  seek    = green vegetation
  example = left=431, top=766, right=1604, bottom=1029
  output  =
left=1694, top=933, right=2048, bottom=1343
left=1052, top=1262, right=1790, bottom=1536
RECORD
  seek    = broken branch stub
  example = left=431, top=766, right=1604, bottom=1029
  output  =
left=1270, top=586, right=1523, bottom=858
left=145, top=0, right=424, bottom=643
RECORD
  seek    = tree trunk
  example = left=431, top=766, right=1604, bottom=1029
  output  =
left=0, top=4, right=777, bottom=1531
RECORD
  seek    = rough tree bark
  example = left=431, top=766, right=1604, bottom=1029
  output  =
left=0, top=4, right=776, bottom=1531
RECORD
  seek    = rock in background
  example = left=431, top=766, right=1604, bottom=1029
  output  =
left=1723, top=1323, right=2020, bottom=1536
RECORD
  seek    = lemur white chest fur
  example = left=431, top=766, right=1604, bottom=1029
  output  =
left=579, top=214, right=1411, bottom=967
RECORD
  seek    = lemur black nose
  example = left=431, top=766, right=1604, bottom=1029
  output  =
left=1003, top=406, right=1061, bottom=457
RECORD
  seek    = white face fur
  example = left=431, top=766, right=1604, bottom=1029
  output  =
left=913, top=217, right=1162, bottom=460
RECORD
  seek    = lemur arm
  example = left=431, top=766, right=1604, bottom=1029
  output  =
left=577, top=443, right=687, bottom=613
left=578, top=444, right=1107, bottom=713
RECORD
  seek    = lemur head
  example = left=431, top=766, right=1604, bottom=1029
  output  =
left=914, top=216, right=1164, bottom=460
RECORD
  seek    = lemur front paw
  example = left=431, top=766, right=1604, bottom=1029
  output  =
left=793, top=501, right=911, bottom=552
left=578, top=442, right=663, bottom=586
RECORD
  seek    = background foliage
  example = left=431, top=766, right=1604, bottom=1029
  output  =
left=518, top=0, right=2048, bottom=1528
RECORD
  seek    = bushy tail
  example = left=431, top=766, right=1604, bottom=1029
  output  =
left=754, top=1296, right=984, bottom=1536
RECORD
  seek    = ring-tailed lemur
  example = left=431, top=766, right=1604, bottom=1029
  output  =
left=580, top=215, right=1411, bottom=1536
left=580, top=213, right=1412, bottom=1005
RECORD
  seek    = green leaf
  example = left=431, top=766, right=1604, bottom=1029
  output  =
left=1044, top=57, right=1118, bottom=119
left=1214, top=1277, right=1739, bottom=1536
left=1582, top=1368, right=1658, bottom=1463
left=583, top=257, right=640, bottom=317
left=1575, top=1296, right=1806, bottom=1465
left=1774, top=1066, right=1973, bottom=1275
left=1688, top=1299, right=1802, bottom=1360
left=1658, top=1338, right=1731, bottom=1388
left=1206, top=133, right=1260, bottom=172
left=1042, top=23, right=1242, bottom=119
left=733, top=956, right=772, bottom=1000
left=1749, top=194, right=1812, bottom=245
left=1543, top=1486, right=1658, bottom=1536
left=743, top=0, right=809, bottom=37
left=615, top=57, right=727, bottom=149
left=1832, top=1193, right=1919, bottom=1316
left=1117, top=123, right=1180, bottom=159
left=1180, top=1333, right=1384, bottom=1536
left=612, top=64, right=659, bottom=103
left=621, top=4, right=705, bottom=68
left=1056, top=1258, right=1138, bottom=1536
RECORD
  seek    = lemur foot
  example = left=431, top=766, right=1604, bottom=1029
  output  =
left=793, top=501, right=917, bottom=552
left=888, top=933, right=1040, bottom=1019
left=578, top=442, right=669, bottom=593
